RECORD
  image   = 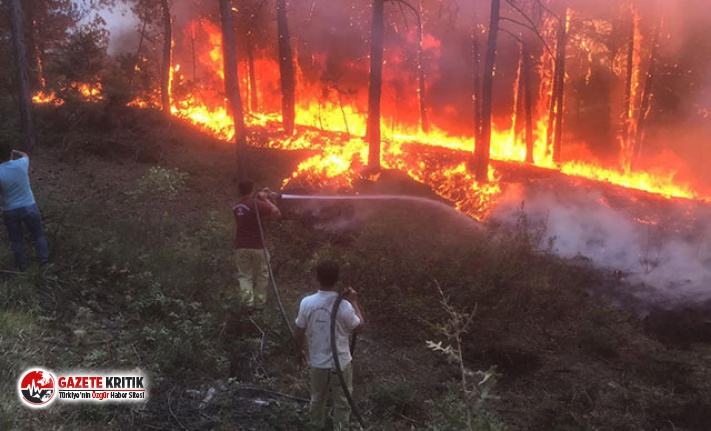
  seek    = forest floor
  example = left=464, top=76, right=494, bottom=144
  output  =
left=1, top=103, right=711, bottom=431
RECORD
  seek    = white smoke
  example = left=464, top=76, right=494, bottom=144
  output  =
left=492, top=180, right=711, bottom=310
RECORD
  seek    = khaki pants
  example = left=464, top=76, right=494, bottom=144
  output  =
left=235, top=248, right=269, bottom=307
left=309, top=362, right=353, bottom=430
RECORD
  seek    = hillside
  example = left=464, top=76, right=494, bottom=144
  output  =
left=2, top=104, right=711, bottom=431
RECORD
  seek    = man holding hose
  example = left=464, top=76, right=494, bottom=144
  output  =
left=294, top=260, right=365, bottom=430
left=233, top=179, right=281, bottom=311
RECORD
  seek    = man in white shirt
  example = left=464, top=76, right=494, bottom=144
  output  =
left=294, top=261, right=365, bottom=430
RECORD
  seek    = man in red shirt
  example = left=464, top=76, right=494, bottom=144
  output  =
left=233, top=180, right=281, bottom=310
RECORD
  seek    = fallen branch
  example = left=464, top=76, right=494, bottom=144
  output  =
left=229, top=386, right=309, bottom=403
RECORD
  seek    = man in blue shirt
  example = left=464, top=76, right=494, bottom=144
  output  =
left=0, top=143, right=49, bottom=271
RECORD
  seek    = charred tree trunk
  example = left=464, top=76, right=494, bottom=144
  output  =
left=367, top=0, right=385, bottom=172
left=190, top=21, right=197, bottom=81
left=246, top=32, right=259, bottom=113
left=26, top=4, right=44, bottom=90
left=522, top=43, right=534, bottom=164
left=129, top=19, right=148, bottom=87
left=416, top=3, right=429, bottom=134
left=7, top=0, right=37, bottom=152
left=620, top=12, right=635, bottom=157
left=514, top=51, right=524, bottom=138
left=474, top=0, right=500, bottom=183
left=471, top=29, right=482, bottom=156
left=219, top=0, right=248, bottom=178
left=633, top=18, right=661, bottom=169
left=546, top=46, right=559, bottom=154
left=552, top=11, right=568, bottom=163
left=277, top=0, right=296, bottom=135
left=160, top=0, right=172, bottom=115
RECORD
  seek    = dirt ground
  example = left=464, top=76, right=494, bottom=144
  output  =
left=2, top=106, right=711, bottom=431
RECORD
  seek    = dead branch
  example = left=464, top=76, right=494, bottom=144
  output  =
left=229, top=386, right=310, bottom=403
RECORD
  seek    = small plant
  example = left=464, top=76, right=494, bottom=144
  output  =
left=369, top=381, right=419, bottom=418
left=134, top=166, right=189, bottom=199
left=426, top=281, right=508, bottom=431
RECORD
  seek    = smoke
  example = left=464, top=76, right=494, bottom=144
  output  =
left=283, top=194, right=480, bottom=233
left=491, top=179, right=711, bottom=311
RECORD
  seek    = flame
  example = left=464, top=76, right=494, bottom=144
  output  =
left=32, top=91, right=63, bottom=105
left=33, top=82, right=102, bottom=105
left=77, top=83, right=103, bottom=101
left=38, top=13, right=708, bottom=221
left=161, top=17, right=703, bottom=219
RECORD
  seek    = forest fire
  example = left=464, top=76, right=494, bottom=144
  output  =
left=30, top=1, right=709, bottom=220
left=156, top=12, right=701, bottom=220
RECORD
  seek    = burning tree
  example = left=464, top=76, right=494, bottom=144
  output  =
left=10, top=0, right=711, bottom=214
left=366, top=0, right=385, bottom=172
left=219, top=0, right=248, bottom=177
left=276, top=0, right=295, bottom=135
left=473, top=0, right=501, bottom=183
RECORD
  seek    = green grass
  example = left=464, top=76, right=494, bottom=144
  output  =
left=0, top=104, right=709, bottom=430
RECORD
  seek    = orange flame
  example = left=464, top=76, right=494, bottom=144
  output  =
left=36, top=14, right=705, bottom=221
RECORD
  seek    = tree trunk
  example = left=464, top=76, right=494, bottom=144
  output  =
left=246, top=32, right=259, bottom=113
left=416, top=2, right=429, bottom=134
left=277, top=0, right=296, bottom=135
left=219, top=0, right=248, bottom=179
left=552, top=10, right=569, bottom=163
left=367, top=0, right=385, bottom=172
left=26, top=3, right=45, bottom=90
left=546, top=44, right=559, bottom=154
left=160, top=0, right=172, bottom=115
left=474, top=0, right=500, bottom=183
left=514, top=44, right=525, bottom=139
left=471, top=28, right=482, bottom=159
left=522, top=43, right=534, bottom=164
left=129, top=19, right=148, bottom=87
left=633, top=17, right=662, bottom=169
left=620, top=10, right=635, bottom=160
left=7, top=0, right=37, bottom=152
left=190, top=20, right=198, bottom=81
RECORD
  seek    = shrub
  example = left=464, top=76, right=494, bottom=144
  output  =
left=369, top=381, right=419, bottom=418
left=134, top=166, right=190, bottom=200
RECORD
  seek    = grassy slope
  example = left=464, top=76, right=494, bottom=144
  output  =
left=1, top=104, right=710, bottom=430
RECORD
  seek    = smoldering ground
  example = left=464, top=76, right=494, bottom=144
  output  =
left=491, top=178, right=711, bottom=313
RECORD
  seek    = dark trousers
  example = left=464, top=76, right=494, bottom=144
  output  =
left=3, top=204, right=49, bottom=270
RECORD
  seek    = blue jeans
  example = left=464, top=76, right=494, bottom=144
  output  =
left=3, top=204, right=49, bottom=270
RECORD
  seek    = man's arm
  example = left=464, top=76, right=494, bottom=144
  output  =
left=11, top=150, right=28, bottom=160
left=344, top=289, right=365, bottom=333
left=257, top=192, right=282, bottom=219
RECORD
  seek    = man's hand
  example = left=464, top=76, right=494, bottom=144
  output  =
left=343, top=287, right=358, bottom=302
left=344, top=287, right=365, bottom=332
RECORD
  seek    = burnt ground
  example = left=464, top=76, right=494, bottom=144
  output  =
left=1, top=103, right=711, bottom=431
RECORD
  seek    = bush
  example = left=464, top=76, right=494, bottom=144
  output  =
left=133, top=166, right=190, bottom=200
left=369, top=381, right=419, bottom=418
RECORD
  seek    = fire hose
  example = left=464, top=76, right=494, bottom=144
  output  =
left=331, top=293, right=368, bottom=430
left=253, top=191, right=293, bottom=337
left=253, top=190, right=368, bottom=430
